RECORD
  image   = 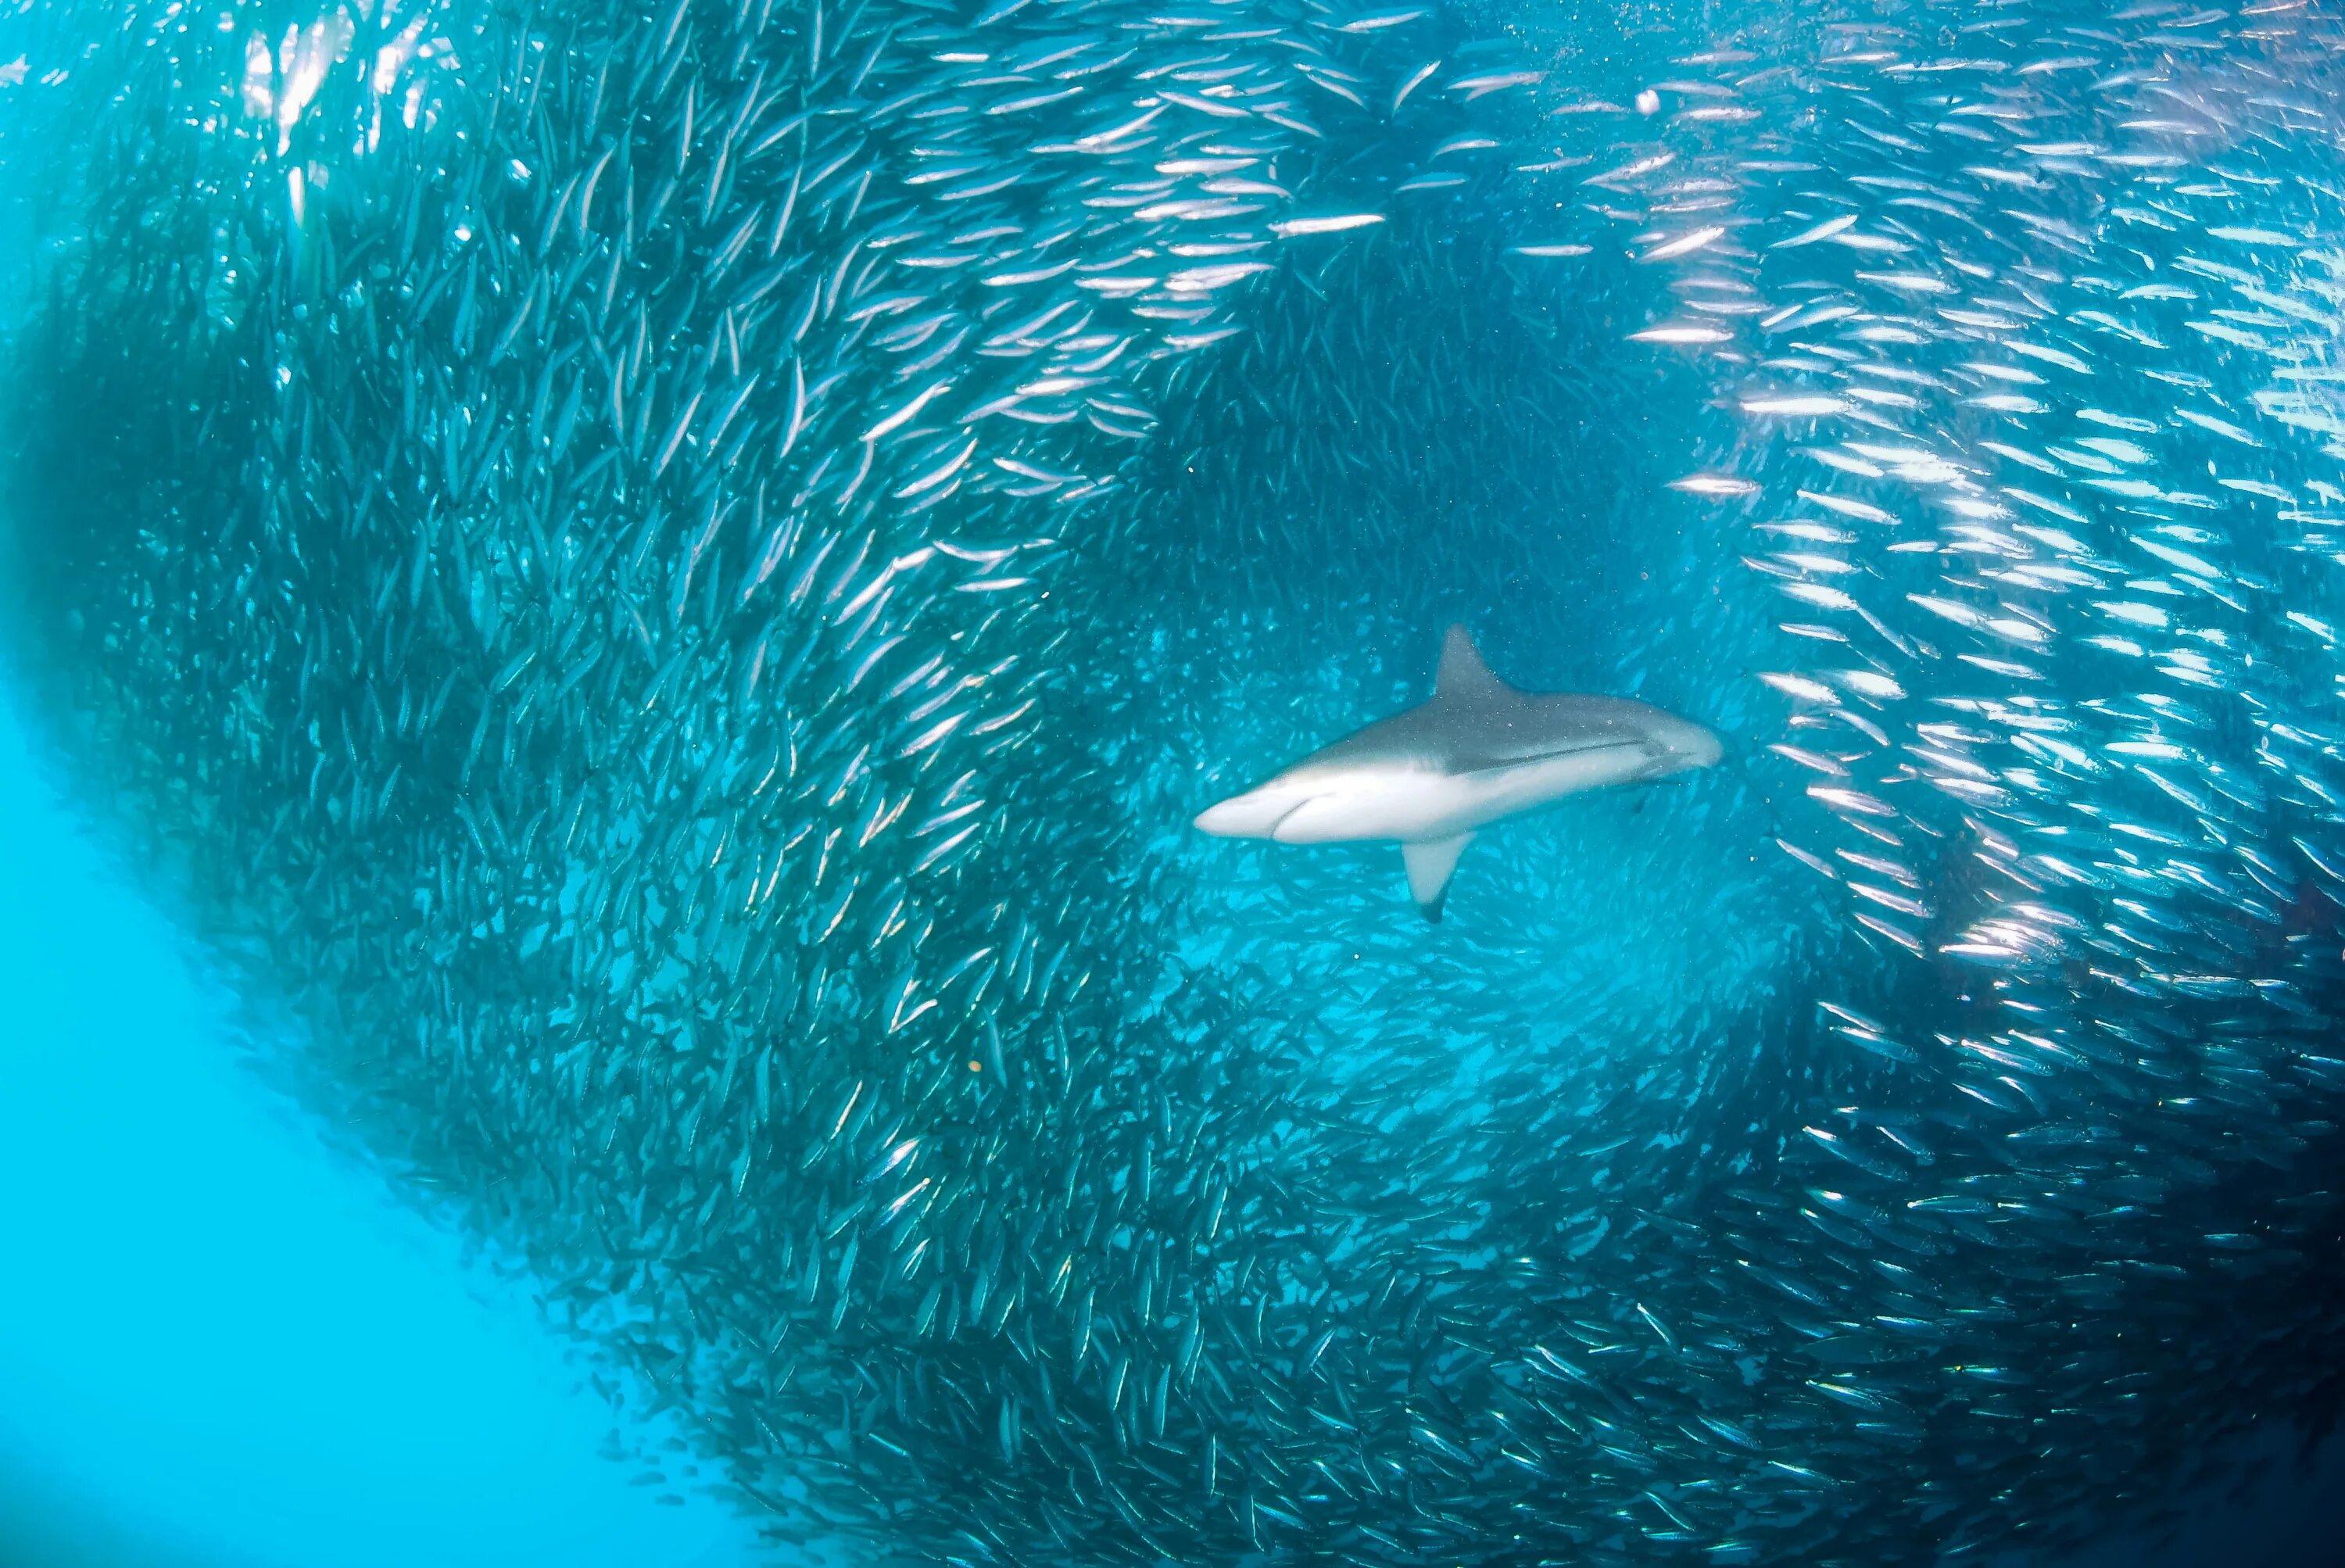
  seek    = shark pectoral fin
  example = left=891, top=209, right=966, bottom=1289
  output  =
left=1402, top=833, right=1475, bottom=924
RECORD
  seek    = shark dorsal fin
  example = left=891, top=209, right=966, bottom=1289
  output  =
left=1402, top=833, right=1474, bottom=923
left=1437, top=625, right=1505, bottom=702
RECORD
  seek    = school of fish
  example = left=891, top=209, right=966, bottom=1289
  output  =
left=1, top=0, right=2343, bottom=1563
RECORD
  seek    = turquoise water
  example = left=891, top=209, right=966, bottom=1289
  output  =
left=0, top=688, right=763, bottom=1566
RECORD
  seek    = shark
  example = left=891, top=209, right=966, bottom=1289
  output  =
left=1192, top=625, right=1724, bottom=922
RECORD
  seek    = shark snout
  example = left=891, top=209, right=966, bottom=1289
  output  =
left=1192, top=785, right=1296, bottom=839
left=1674, top=721, right=1724, bottom=771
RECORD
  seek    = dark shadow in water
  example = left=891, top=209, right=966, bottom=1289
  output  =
left=2002, top=1421, right=2345, bottom=1568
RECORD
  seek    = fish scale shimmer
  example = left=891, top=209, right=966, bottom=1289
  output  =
left=2, top=0, right=2343, bottom=1564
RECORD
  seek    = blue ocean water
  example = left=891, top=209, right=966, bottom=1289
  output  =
left=0, top=687, right=764, bottom=1567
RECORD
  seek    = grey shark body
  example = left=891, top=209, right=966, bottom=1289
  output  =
left=1193, top=626, right=1723, bottom=921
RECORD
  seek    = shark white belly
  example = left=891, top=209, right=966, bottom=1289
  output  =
left=1193, top=626, right=1723, bottom=921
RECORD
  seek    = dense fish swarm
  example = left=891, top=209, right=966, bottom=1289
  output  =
left=5, top=0, right=2345, bottom=1562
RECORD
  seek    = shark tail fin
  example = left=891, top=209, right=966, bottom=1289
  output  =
left=1436, top=625, right=1506, bottom=701
left=1402, top=833, right=1474, bottom=923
